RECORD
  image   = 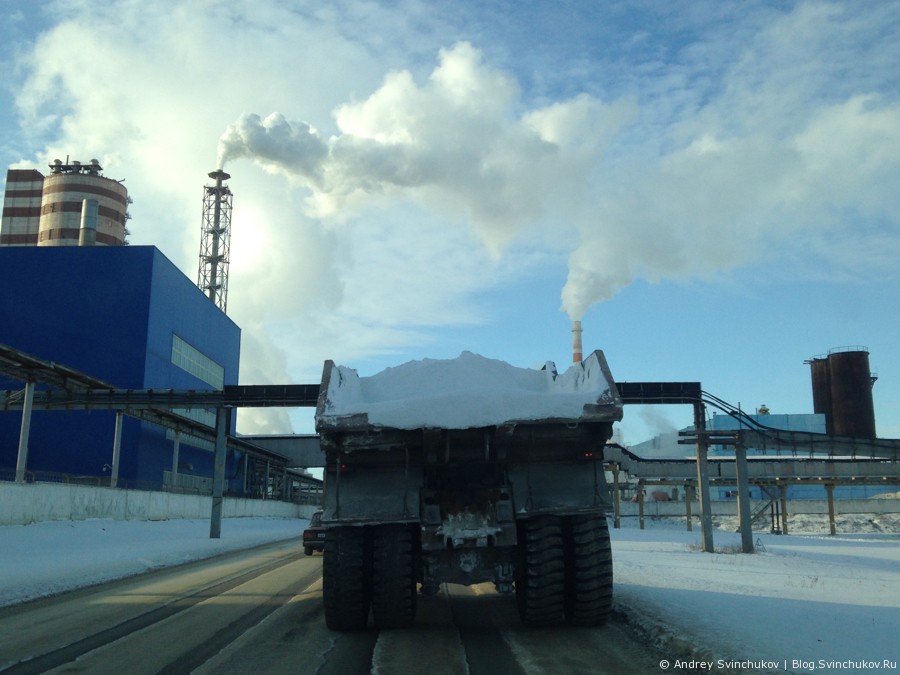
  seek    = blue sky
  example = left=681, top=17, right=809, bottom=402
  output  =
left=1, top=0, right=899, bottom=443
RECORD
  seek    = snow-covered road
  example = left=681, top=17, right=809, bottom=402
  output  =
left=1, top=514, right=897, bottom=674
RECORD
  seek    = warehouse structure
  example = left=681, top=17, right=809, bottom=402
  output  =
left=0, top=244, right=253, bottom=491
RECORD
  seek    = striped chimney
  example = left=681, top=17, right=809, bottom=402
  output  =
left=572, top=320, right=583, bottom=363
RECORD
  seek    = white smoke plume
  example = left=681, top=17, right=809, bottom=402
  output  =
left=217, top=39, right=900, bottom=322
left=217, top=113, right=328, bottom=183
left=217, top=42, right=637, bottom=262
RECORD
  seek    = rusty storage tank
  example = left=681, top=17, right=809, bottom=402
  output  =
left=827, top=347, right=876, bottom=439
left=38, top=159, right=128, bottom=246
left=807, top=355, right=833, bottom=435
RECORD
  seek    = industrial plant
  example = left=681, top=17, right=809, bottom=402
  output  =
left=0, top=159, right=130, bottom=247
left=1, top=159, right=898, bottom=548
left=0, top=161, right=316, bottom=506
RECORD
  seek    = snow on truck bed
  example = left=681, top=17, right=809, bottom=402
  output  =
left=316, top=350, right=622, bottom=431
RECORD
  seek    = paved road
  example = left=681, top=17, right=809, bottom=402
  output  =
left=0, top=540, right=663, bottom=674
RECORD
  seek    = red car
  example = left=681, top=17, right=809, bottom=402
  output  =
left=302, top=510, right=326, bottom=555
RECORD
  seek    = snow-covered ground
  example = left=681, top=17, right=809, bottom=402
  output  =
left=0, top=517, right=306, bottom=607
left=613, top=514, right=900, bottom=673
left=1, top=515, right=897, bottom=674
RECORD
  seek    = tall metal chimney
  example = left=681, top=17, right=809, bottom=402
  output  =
left=572, top=320, right=583, bottom=363
left=197, top=170, right=233, bottom=312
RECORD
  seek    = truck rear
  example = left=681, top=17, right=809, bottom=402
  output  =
left=314, top=350, right=622, bottom=630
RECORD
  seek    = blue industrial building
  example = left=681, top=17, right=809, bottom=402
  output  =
left=0, top=245, right=245, bottom=491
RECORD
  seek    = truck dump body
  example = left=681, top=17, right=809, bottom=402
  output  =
left=317, top=349, right=622, bottom=432
left=314, top=350, right=623, bottom=630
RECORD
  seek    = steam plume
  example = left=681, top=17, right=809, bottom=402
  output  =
left=216, top=42, right=900, bottom=324
left=217, top=112, right=327, bottom=180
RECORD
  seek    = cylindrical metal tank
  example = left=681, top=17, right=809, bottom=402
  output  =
left=78, top=198, right=99, bottom=246
left=808, top=356, right=833, bottom=435
left=827, top=348, right=876, bottom=439
left=38, top=160, right=128, bottom=246
left=0, top=168, right=45, bottom=245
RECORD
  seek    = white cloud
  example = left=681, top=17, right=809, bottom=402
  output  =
left=219, top=42, right=635, bottom=256
left=6, top=0, right=900, bottom=434
left=558, top=2, right=900, bottom=319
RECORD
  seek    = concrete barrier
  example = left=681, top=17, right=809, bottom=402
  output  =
left=0, top=482, right=316, bottom=526
left=7, top=481, right=894, bottom=527
left=616, top=497, right=900, bottom=518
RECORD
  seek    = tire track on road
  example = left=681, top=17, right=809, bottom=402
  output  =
left=2, top=550, right=307, bottom=674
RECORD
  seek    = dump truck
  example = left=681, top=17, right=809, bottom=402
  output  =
left=314, top=350, right=623, bottom=630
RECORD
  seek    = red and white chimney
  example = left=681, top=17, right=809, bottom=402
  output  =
left=572, top=320, right=583, bottom=363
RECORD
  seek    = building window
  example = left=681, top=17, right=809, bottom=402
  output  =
left=171, top=334, right=224, bottom=389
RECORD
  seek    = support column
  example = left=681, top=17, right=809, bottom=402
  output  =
left=638, top=480, right=645, bottom=530
left=171, top=433, right=181, bottom=491
left=110, top=412, right=123, bottom=488
left=694, top=403, right=715, bottom=553
left=735, top=443, right=754, bottom=553
left=780, top=484, right=789, bottom=535
left=612, top=464, right=621, bottom=529
left=826, top=483, right=836, bottom=536
left=15, top=381, right=35, bottom=483
left=210, top=408, right=229, bottom=539
left=685, top=483, right=694, bottom=532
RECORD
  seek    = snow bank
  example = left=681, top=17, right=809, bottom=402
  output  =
left=0, top=517, right=305, bottom=607
left=611, top=520, right=900, bottom=673
left=317, top=350, right=620, bottom=430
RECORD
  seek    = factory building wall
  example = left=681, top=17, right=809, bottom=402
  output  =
left=0, top=246, right=241, bottom=488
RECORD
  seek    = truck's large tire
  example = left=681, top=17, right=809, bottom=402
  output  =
left=371, top=525, right=417, bottom=629
left=323, top=527, right=370, bottom=630
left=564, top=514, right=613, bottom=626
left=516, top=515, right=567, bottom=626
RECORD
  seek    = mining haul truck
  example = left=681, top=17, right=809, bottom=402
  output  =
left=314, top=350, right=623, bottom=630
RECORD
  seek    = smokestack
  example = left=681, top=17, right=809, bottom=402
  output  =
left=572, top=320, right=583, bottom=363
left=207, top=170, right=229, bottom=300
left=198, top=170, right=233, bottom=312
